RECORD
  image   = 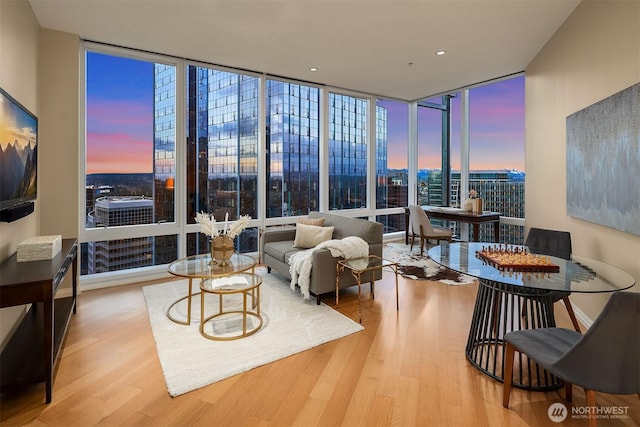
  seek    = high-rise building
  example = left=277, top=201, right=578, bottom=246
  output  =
left=153, top=63, right=176, bottom=224
left=86, top=196, right=154, bottom=273
left=184, top=67, right=260, bottom=255
left=328, top=93, right=370, bottom=210
left=266, top=81, right=320, bottom=217
left=451, top=170, right=525, bottom=243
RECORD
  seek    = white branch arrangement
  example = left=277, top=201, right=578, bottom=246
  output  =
left=195, top=212, right=251, bottom=239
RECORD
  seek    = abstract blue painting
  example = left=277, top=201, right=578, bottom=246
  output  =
left=566, top=83, right=639, bottom=236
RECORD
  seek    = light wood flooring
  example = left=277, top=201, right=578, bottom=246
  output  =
left=1, top=267, right=638, bottom=426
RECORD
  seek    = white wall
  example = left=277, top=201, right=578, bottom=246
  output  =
left=0, top=0, right=41, bottom=350
left=38, top=29, right=80, bottom=237
left=525, top=0, right=640, bottom=321
left=0, top=2, right=79, bottom=351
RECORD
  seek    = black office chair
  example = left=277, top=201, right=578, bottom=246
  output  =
left=525, top=227, right=581, bottom=332
left=503, top=291, right=640, bottom=427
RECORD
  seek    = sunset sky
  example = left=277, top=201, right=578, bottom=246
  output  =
left=86, top=53, right=154, bottom=174
left=86, top=53, right=524, bottom=175
left=381, top=76, right=524, bottom=171
left=1, top=91, right=38, bottom=151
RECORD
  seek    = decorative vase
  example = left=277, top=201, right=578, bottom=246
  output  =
left=472, top=198, right=483, bottom=214
left=211, top=235, right=234, bottom=267
left=464, top=199, right=473, bottom=212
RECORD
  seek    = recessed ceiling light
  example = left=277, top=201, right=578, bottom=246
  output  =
left=309, top=67, right=318, bottom=72
left=436, top=50, right=446, bottom=56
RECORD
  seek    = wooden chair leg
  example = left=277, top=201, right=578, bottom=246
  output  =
left=410, top=234, right=415, bottom=250
left=586, top=389, right=597, bottom=427
left=564, top=382, right=572, bottom=403
left=503, top=342, right=516, bottom=408
left=562, top=297, right=581, bottom=332
left=420, top=236, right=425, bottom=257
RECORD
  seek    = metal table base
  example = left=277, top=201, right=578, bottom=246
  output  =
left=466, top=279, right=563, bottom=391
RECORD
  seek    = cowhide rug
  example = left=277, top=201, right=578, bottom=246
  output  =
left=383, top=242, right=476, bottom=285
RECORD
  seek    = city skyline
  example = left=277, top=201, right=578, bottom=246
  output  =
left=86, top=53, right=524, bottom=175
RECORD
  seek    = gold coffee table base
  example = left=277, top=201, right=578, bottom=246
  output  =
left=166, top=278, right=200, bottom=325
left=199, top=273, right=263, bottom=341
left=167, top=292, right=202, bottom=325
left=167, top=253, right=257, bottom=325
left=200, top=309, right=263, bottom=341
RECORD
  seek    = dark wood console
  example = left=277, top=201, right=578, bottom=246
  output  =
left=0, top=238, right=78, bottom=403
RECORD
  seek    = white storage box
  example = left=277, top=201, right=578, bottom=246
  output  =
left=17, top=235, right=63, bottom=262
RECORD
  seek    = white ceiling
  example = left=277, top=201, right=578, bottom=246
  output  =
left=28, top=0, right=581, bottom=101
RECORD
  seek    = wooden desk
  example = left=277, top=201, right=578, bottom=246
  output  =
left=404, top=206, right=501, bottom=243
left=0, top=239, right=78, bottom=403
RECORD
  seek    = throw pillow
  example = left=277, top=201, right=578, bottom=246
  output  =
left=298, top=216, right=325, bottom=226
left=293, top=223, right=334, bottom=249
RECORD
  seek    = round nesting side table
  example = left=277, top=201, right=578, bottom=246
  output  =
left=199, top=272, right=263, bottom=340
left=167, top=252, right=256, bottom=325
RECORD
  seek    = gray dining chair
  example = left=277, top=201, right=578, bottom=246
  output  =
left=408, top=205, right=452, bottom=256
left=525, top=227, right=580, bottom=332
left=503, top=291, right=640, bottom=427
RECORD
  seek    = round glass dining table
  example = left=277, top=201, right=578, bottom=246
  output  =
left=428, top=242, right=635, bottom=391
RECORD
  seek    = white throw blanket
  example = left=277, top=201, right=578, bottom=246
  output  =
left=288, top=236, right=369, bottom=300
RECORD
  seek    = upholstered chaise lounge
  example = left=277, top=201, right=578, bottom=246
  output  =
left=261, top=211, right=383, bottom=304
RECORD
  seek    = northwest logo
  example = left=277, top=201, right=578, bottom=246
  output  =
left=548, top=402, right=568, bottom=422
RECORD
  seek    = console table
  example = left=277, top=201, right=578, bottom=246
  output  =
left=404, top=206, right=502, bottom=243
left=0, top=238, right=78, bottom=403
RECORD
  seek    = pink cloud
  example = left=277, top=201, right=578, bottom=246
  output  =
left=86, top=132, right=152, bottom=174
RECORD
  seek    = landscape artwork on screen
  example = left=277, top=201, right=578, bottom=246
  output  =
left=0, top=87, right=38, bottom=210
left=566, top=83, right=639, bottom=236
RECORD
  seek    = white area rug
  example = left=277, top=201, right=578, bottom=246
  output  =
left=142, top=267, right=363, bottom=397
left=384, top=243, right=476, bottom=285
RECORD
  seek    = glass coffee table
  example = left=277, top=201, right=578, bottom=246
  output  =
left=199, top=273, right=263, bottom=340
left=336, top=255, right=399, bottom=323
left=428, top=242, right=635, bottom=391
left=167, top=252, right=256, bottom=325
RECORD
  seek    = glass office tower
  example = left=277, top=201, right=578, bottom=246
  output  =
left=266, top=80, right=320, bottom=217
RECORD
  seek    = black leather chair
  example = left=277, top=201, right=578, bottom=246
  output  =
left=503, top=291, right=640, bottom=427
left=525, top=227, right=580, bottom=331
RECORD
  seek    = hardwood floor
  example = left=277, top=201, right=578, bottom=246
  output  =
left=1, top=268, right=638, bottom=426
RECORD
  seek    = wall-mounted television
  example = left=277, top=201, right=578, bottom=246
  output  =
left=0, top=87, right=38, bottom=215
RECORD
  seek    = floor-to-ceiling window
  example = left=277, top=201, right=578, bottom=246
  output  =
left=328, top=93, right=368, bottom=211
left=266, top=80, right=320, bottom=218
left=376, top=99, right=408, bottom=233
left=185, top=65, right=260, bottom=256
left=418, top=75, right=525, bottom=244
left=83, top=50, right=178, bottom=278
left=417, top=97, right=446, bottom=207
left=468, top=76, right=525, bottom=243
left=81, top=43, right=525, bottom=283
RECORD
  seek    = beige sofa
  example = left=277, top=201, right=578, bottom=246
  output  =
left=261, top=211, right=384, bottom=304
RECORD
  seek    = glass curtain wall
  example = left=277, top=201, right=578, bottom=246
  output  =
left=83, top=51, right=177, bottom=276
left=468, top=76, right=525, bottom=243
left=417, top=98, right=445, bottom=206
left=266, top=80, right=320, bottom=217
left=416, top=76, right=525, bottom=244
left=376, top=99, right=408, bottom=233
left=82, top=44, right=525, bottom=282
left=185, top=65, right=260, bottom=256
left=328, top=93, right=368, bottom=210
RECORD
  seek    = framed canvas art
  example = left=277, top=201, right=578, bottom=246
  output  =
left=566, top=83, right=639, bottom=236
